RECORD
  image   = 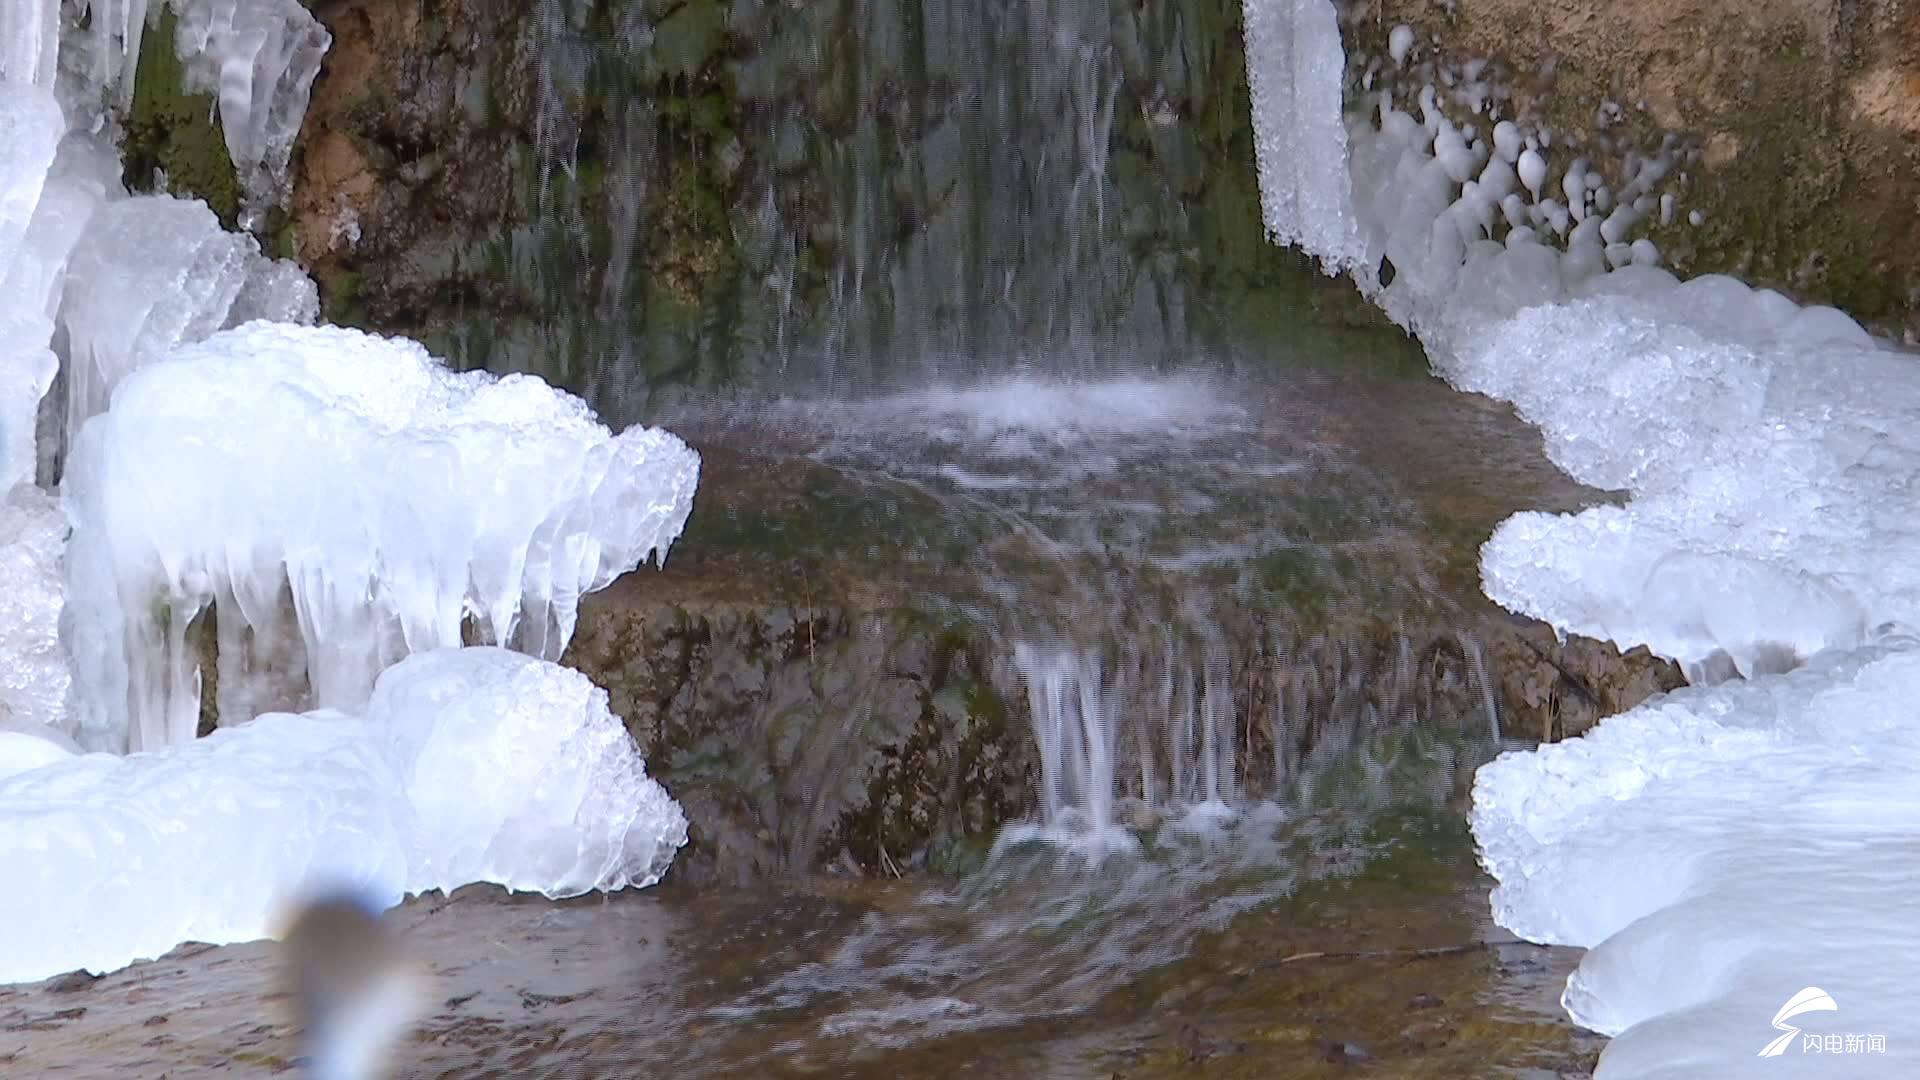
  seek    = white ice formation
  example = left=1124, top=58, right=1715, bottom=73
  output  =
left=61, top=193, right=318, bottom=446
left=0, top=84, right=69, bottom=493
left=1244, top=0, right=1920, bottom=1075
left=0, top=1, right=697, bottom=988
left=0, top=0, right=59, bottom=88
left=0, top=486, right=73, bottom=732
left=1242, top=0, right=1366, bottom=274
left=0, top=647, right=689, bottom=986
left=61, top=0, right=331, bottom=227
left=64, top=321, right=698, bottom=753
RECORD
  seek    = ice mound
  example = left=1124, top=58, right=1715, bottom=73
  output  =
left=0, top=718, right=78, bottom=783
left=1442, top=280, right=1916, bottom=1077
left=0, top=647, right=687, bottom=987
left=1241, top=1, right=1920, bottom=1073
left=1445, top=286, right=1913, bottom=678
left=375, top=648, right=687, bottom=898
left=64, top=321, right=700, bottom=753
left=1474, top=642, right=1920, bottom=1075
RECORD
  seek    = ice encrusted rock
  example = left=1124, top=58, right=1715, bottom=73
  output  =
left=1243, top=4, right=1920, bottom=1074
left=60, top=193, right=316, bottom=455
left=64, top=321, right=700, bottom=753
left=1474, top=640, right=1920, bottom=1077
left=0, top=647, right=688, bottom=986
left=1451, top=280, right=1898, bottom=676
left=60, top=0, right=329, bottom=228
left=375, top=648, right=687, bottom=898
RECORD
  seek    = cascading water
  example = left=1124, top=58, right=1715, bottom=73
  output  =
left=1006, top=629, right=1242, bottom=855
left=484, top=0, right=1498, bottom=856
left=435, top=0, right=1277, bottom=419
left=659, top=367, right=1508, bottom=861
left=1009, top=642, right=1135, bottom=854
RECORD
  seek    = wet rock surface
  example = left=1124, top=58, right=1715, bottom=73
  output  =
left=290, top=0, right=536, bottom=332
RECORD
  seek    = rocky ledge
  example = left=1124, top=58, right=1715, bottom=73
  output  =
left=560, top=435, right=1685, bottom=887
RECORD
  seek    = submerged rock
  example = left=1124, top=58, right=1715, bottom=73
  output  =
left=565, top=586, right=1033, bottom=887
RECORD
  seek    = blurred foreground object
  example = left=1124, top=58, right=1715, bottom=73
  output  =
left=280, top=891, right=422, bottom=1080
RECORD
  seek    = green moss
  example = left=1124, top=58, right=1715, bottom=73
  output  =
left=121, top=7, right=242, bottom=227
left=1275, top=809, right=1473, bottom=914
left=672, top=457, right=992, bottom=573
left=926, top=830, right=996, bottom=878
left=320, top=270, right=365, bottom=326
left=1421, top=512, right=1493, bottom=592
left=1253, top=547, right=1331, bottom=621
left=648, top=0, right=728, bottom=81
left=263, top=205, right=296, bottom=260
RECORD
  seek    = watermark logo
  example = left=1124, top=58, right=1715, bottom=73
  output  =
left=1760, top=987, right=1888, bottom=1057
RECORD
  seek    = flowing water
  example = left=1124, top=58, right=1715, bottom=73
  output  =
left=3, top=821, right=1602, bottom=1079
left=430, top=0, right=1293, bottom=419
left=658, top=365, right=1506, bottom=842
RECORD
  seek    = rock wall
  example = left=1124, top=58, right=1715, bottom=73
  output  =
left=283, top=0, right=1920, bottom=370
left=99, top=0, right=1913, bottom=371
left=1346, top=0, right=1920, bottom=339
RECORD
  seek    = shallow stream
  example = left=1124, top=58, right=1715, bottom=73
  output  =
left=2, top=816, right=1601, bottom=1078
left=9, top=340, right=1619, bottom=1077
